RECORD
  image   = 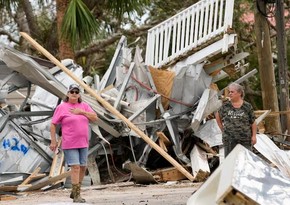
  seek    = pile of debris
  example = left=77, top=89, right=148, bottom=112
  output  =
left=0, top=1, right=241, bottom=192
left=0, top=33, right=284, bottom=203
left=0, top=31, right=244, bottom=198
left=0, top=35, right=225, bottom=187
left=1, top=0, right=290, bottom=204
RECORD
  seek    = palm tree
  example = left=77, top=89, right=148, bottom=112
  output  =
left=56, top=0, right=75, bottom=59
left=1, top=0, right=149, bottom=59
left=55, top=0, right=150, bottom=59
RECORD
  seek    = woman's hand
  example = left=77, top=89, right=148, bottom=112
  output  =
left=49, top=141, right=58, bottom=152
left=70, top=108, right=83, bottom=114
left=70, top=108, right=98, bottom=122
left=251, top=135, right=257, bottom=145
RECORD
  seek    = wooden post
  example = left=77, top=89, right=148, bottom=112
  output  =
left=254, top=0, right=281, bottom=135
left=275, top=0, right=290, bottom=135
left=20, top=32, right=195, bottom=181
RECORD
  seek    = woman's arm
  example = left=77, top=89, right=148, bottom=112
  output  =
left=80, top=110, right=98, bottom=122
left=251, top=121, right=257, bottom=145
left=50, top=123, right=58, bottom=152
left=215, top=112, right=223, bottom=132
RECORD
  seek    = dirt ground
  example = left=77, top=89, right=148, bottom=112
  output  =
left=0, top=181, right=202, bottom=205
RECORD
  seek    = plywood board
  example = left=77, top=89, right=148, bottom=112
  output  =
left=154, top=167, right=187, bottom=182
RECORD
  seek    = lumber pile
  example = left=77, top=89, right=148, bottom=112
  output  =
left=0, top=144, right=70, bottom=201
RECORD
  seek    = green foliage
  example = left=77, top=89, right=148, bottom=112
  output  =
left=105, top=0, right=150, bottom=18
left=0, top=0, right=18, bottom=10
left=61, top=0, right=100, bottom=49
left=148, top=0, right=198, bottom=23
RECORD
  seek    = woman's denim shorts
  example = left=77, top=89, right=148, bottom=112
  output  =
left=63, top=147, right=88, bottom=166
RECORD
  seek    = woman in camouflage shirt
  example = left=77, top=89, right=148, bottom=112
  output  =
left=215, top=82, right=257, bottom=157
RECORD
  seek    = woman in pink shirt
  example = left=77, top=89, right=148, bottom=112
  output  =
left=50, top=84, right=97, bottom=203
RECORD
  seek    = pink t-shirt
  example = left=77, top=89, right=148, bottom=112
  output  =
left=51, top=102, right=94, bottom=149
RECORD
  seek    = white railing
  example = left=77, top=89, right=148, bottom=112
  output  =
left=145, top=0, right=235, bottom=68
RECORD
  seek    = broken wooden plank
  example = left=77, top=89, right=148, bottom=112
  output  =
left=53, top=165, right=67, bottom=185
left=49, top=140, right=64, bottom=177
left=204, top=53, right=249, bottom=76
left=158, top=139, right=168, bottom=152
left=223, top=64, right=236, bottom=77
left=22, top=171, right=71, bottom=192
left=87, top=155, right=101, bottom=185
left=0, top=194, right=17, bottom=201
left=0, top=186, right=17, bottom=192
left=20, top=167, right=41, bottom=185
left=156, top=132, right=171, bottom=145
left=218, top=189, right=259, bottom=205
left=17, top=184, right=32, bottom=192
left=153, top=167, right=187, bottom=182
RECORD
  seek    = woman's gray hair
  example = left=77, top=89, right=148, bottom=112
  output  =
left=228, top=82, right=245, bottom=99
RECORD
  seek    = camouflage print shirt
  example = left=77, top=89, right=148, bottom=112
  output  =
left=218, top=101, right=256, bottom=142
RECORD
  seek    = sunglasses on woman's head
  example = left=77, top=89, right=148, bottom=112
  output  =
left=69, top=90, right=79, bottom=94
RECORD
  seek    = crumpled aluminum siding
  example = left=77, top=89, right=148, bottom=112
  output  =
left=0, top=111, right=51, bottom=173
left=187, top=144, right=290, bottom=205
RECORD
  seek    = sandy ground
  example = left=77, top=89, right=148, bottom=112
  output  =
left=0, top=181, right=202, bottom=205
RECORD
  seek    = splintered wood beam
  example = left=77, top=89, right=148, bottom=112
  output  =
left=0, top=186, right=17, bottom=192
left=23, top=171, right=71, bottom=192
left=158, top=139, right=168, bottom=152
left=0, top=195, right=17, bottom=201
left=20, top=32, right=195, bottom=182
left=153, top=167, right=187, bottom=182
left=20, top=167, right=43, bottom=185
left=49, top=140, right=64, bottom=177
left=156, top=132, right=171, bottom=145
left=87, top=155, right=101, bottom=185
left=219, top=189, right=259, bottom=205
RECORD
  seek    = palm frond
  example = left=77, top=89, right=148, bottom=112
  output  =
left=61, top=0, right=99, bottom=48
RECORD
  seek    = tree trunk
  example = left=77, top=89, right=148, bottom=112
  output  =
left=254, top=0, right=281, bottom=135
left=16, top=2, right=31, bottom=54
left=21, top=0, right=41, bottom=39
left=56, top=0, right=75, bottom=59
left=276, top=0, right=290, bottom=136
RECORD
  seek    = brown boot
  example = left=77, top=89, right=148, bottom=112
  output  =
left=70, top=184, right=75, bottom=199
left=70, top=183, right=83, bottom=199
left=73, top=183, right=86, bottom=203
left=69, top=184, right=76, bottom=199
